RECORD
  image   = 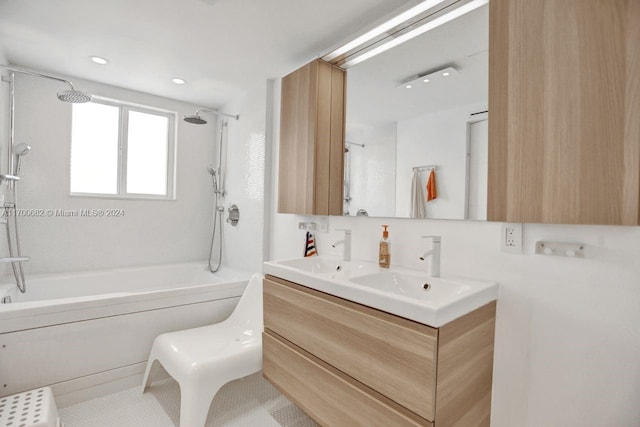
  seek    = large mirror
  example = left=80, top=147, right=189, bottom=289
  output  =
left=344, top=4, right=488, bottom=220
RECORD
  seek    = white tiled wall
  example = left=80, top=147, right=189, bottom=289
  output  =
left=220, top=81, right=271, bottom=274
left=267, top=79, right=640, bottom=426
left=1, top=73, right=218, bottom=275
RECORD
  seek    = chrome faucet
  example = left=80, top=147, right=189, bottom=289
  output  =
left=420, top=235, right=441, bottom=278
left=332, top=229, right=352, bottom=262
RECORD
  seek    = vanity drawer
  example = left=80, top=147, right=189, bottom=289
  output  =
left=263, top=331, right=432, bottom=427
left=264, top=275, right=438, bottom=421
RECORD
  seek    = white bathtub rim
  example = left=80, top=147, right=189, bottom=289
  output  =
left=0, top=260, right=249, bottom=290
left=0, top=283, right=247, bottom=334
left=0, top=279, right=246, bottom=317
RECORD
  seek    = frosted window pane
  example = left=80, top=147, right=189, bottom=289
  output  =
left=70, top=102, right=119, bottom=194
left=126, top=111, right=169, bottom=195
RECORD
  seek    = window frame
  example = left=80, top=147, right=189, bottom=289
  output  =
left=69, top=96, right=177, bottom=201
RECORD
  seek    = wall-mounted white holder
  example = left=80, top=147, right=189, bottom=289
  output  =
left=298, top=222, right=316, bottom=231
left=535, top=241, right=586, bottom=258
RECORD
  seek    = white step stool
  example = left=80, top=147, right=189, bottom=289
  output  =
left=0, top=387, right=61, bottom=427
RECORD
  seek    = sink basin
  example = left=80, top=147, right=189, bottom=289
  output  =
left=348, top=271, right=471, bottom=302
left=263, top=256, right=497, bottom=327
left=276, top=257, right=343, bottom=274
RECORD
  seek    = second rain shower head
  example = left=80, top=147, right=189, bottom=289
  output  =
left=184, top=114, right=208, bottom=125
left=183, top=108, right=239, bottom=125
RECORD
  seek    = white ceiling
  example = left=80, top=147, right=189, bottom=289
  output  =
left=0, top=0, right=410, bottom=108
left=346, top=4, right=489, bottom=128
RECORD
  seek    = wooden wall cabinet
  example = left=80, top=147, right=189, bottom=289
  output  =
left=278, top=59, right=345, bottom=215
left=262, top=275, right=496, bottom=427
left=488, top=0, right=640, bottom=225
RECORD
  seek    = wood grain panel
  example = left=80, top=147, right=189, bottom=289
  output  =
left=264, top=275, right=437, bottom=421
left=263, top=331, right=433, bottom=427
left=278, top=60, right=317, bottom=214
left=486, top=0, right=509, bottom=222
left=488, top=0, right=640, bottom=225
left=329, top=65, right=346, bottom=215
left=623, top=0, right=640, bottom=224
left=314, top=60, right=332, bottom=215
left=434, top=301, right=496, bottom=427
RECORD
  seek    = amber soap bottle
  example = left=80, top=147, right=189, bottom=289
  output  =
left=379, top=225, right=390, bottom=268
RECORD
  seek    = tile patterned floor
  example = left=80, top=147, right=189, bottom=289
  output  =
left=60, top=372, right=318, bottom=427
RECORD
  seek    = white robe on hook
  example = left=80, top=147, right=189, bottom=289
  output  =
left=410, top=169, right=427, bottom=219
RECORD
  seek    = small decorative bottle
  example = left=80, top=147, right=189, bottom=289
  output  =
left=379, top=225, right=391, bottom=268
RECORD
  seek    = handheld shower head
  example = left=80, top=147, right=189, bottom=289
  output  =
left=207, top=165, right=216, bottom=176
left=184, top=114, right=207, bottom=125
left=13, top=143, right=31, bottom=156
left=13, top=143, right=31, bottom=176
left=57, top=89, right=92, bottom=103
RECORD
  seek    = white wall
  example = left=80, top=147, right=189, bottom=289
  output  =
left=345, top=123, right=396, bottom=217
left=219, top=81, right=270, bottom=274
left=268, top=80, right=640, bottom=426
left=396, top=103, right=485, bottom=219
left=3, top=73, right=218, bottom=274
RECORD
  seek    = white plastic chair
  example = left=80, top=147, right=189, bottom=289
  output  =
left=142, top=273, right=263, bottom=427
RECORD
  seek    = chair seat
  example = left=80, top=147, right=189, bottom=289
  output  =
left=142, top=273, right=264, bottom=427
left=153, top=323, right=262, bottom=379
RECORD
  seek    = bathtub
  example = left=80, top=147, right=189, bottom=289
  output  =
left=0, top=262, right=250, bottom=405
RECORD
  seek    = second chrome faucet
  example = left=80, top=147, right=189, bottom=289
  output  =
left=420, top=235, right=441, bottom=278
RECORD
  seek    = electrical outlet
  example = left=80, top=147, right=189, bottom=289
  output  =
left=501, top=223, right=522, bottom=253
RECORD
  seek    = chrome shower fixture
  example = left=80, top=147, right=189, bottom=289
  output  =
left=0, top=64, right=92, bottom=103
left=183, top=108, right=239, bottom=125
left=184, top=114, right=208, bottom=125
left=207, top=165, right=216, bottom=176
left=13, top=143, right=31, bottom=156
left=13, top=143, right=31, bottom=176
left=57, top=89, right=92, bottom=104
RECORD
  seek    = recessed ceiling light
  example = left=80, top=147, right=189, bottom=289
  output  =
left=172, top=78, right=187, bottom=85
left=442, top=72, right=450, bottom=77
left=405, top=84, right=412, bottom=89
left=423, top=79, right=430, bottom=83
left=90, top=56, right=109, bottom=65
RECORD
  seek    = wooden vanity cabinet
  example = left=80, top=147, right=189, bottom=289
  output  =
left=278, top=59, right=345, bottom=216
left=488, top=0, right=640, bottom=225
left=262, top=275, right=496, bottom=427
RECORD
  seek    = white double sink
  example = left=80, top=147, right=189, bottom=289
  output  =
left=263, top=256, right=498, bottom=328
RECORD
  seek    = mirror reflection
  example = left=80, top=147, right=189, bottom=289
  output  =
left=344, top=4, right=488, bottom=220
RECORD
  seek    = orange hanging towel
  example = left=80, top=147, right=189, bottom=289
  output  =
left=426, top=169, right=438, bottom=201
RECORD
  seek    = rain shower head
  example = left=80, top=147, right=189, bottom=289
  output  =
left=184, top=114, right=208, bottom=125
left=13, top=143, right=31, bottom=156
left=0, top=64, right=92, bottom=103
left=57, top=90, right=92, bottom=103
left=183, top=108, right=239, bottom=125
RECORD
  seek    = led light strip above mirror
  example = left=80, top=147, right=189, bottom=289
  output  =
left=322, top=0, right=488, bottom=69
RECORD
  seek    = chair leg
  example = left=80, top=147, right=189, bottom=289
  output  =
left=179, top=382, right=223, bottom=427
left=141, top=358, right=161, bottom=393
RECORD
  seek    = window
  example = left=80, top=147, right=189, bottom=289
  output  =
left=70, top=99, right=175, bottom=199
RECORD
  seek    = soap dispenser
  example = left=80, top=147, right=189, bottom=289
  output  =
left=379, top=225, right=390, bottom=268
